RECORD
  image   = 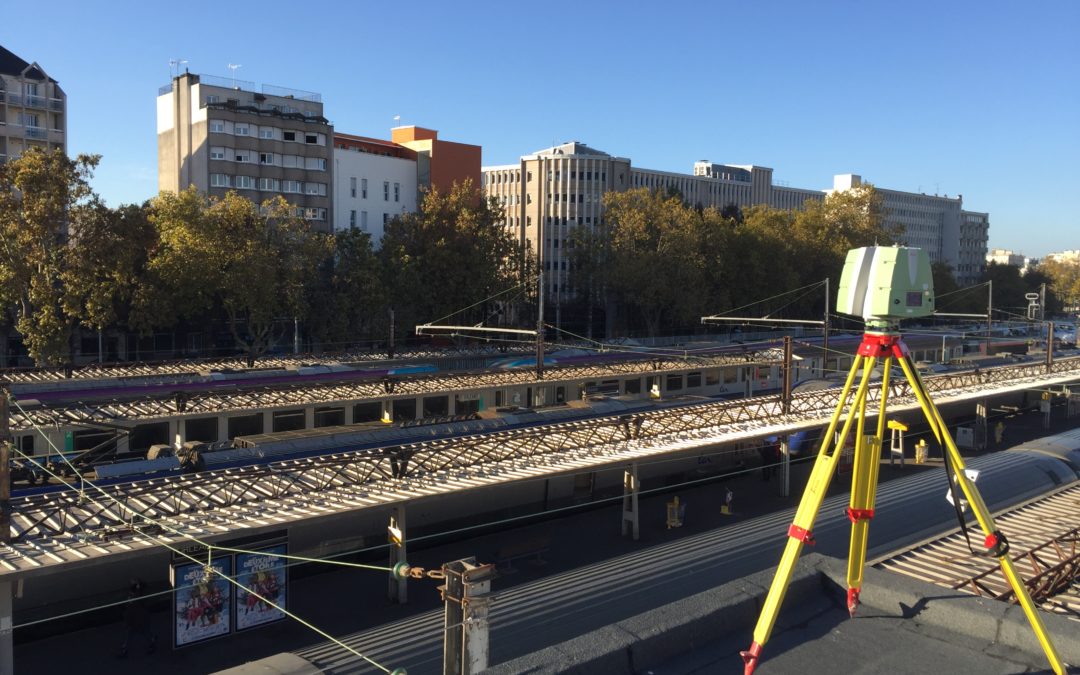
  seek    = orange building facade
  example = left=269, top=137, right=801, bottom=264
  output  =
left=390, top=126, right=481, bottom=195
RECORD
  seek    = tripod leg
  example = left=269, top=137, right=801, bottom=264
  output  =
left=896, top=351, right=1067, bottom=675
left=742, top=355, right=877, bottom=674
left=845, top=356, right=892, bottom=615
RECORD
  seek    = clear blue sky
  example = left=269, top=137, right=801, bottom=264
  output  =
left=5, top=0, right=1077, bottom=257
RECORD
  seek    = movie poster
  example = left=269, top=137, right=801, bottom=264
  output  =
left=235, top=544, right=288, bottom=630
left=172, top=556, right=233, bottom=648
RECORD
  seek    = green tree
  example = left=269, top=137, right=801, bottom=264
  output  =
left=982, top=262, right=1028, bottom=318
left=307, top=227, right=387, bottom=349
left=1038, top=258, right=1080, bottom=313
left=380, top=180, right=521, bottom=338
left=600, top=188, right=706, bottom=335
left=63, top=201, right=157, bottom=344
left=145, top=188, right=328, bottom=362
left=0, top=148, right=101, bottom=365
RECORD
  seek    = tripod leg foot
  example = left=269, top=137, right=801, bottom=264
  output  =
left=847, top=587, right=861, bottom=616
left=741, top=641, right=763, bottom=674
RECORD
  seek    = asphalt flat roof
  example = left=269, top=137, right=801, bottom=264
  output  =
left=487, top=554, right=1080, bottom=674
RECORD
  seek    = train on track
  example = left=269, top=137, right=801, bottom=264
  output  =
left=5, top=332, right=1020, bottom=488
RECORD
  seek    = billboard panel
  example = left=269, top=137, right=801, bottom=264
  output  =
left=235, top=544, right=288, bottom=630
left=172, top=556, right=233, bottom=648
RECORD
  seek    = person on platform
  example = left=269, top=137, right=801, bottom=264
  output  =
left=117, top=578, right=157, bottom=657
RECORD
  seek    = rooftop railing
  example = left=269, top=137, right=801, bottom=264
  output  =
left=158, top=74, right=322, bottom=103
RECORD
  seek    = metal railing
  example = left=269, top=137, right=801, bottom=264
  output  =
left=48, top=98, right=63, bottom=111
left=262, top=83, right=321, bottom=103
left=23, top=95, right=46, bottom=109
left=24, top=127, right=47, bottom=140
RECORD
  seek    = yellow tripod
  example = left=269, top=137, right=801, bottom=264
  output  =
left=741, top=330, right=1066, bottom=674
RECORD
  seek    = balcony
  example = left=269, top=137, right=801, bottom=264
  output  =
left=25, top=127, right=47, bottom=140
left=24, top=95, right=46, bottom=109
left=48, top=98, right=64, bottom=112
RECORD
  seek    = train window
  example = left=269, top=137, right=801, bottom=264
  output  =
left=185, top=417, right=219, bottom=443
left=130, top=423, right=168, bottom=452
left=667, top=374, right=683, bottom=391
left=393, top=398, right=417, bottom=422
left=423, top=395, right=449, bottom=418
left=625, top=378, right=641, bottom=394
left=314, top=406, right=345, bottom=428
left=228, top=413, right=263, bottom=439
left=20, top=434, right=34, bottom=456
left=705, top=372, right=720, bottom=386
left=273, top=409, right=306, bottom=433
left=555, top=386, right=566, bottom=403
left=687, top=372, right=702, bottom=388
left=455, top=395, right=481, bottom=415
left=495, top=390, right=504, bottom=407
left=353, top=402, right=382, bottom=423
left=73, top=428, right=116, bottom=452
left=724, top=367, right=738, bottom=384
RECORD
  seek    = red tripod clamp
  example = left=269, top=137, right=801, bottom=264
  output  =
left=788, top=524, right=815, bottom=545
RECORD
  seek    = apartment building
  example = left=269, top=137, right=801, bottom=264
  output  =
left=332, top=133, right=418, bottom=243
left=157, top=72, right=333, bottom=231
left=0, top=45, right=66, bottom=165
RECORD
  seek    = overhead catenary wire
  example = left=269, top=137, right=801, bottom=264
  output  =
left=7, top=381, right=1045, bottom=634
left=7, top=399, right=398, bottom=674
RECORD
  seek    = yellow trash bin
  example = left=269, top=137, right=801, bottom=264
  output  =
left=915, top=439, right=928, bottom=464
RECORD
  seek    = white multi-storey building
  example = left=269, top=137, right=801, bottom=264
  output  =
left=332, top=133, right=417, bottom=244
left=0, top=45, right=66, bottom=165
left=832, top=175, right=988, bottom=285
left=485, top=143, right=990, bottom=297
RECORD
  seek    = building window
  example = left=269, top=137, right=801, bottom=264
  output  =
left=210, top=173, right=230, bottom=188
left=235, top=124, right=249, bottom=136
left=360, top=211, right=368, bottom=231
left=349, top=210, right=357, bottom=228
left=259, top=127, right=274, bottom=140
left=383, top=213, right=389, bottom=225
left=258, top=178, right=279, bottom=191
left=306, top=157, right=326, bottom=171
left=303, top=208, right=326, bottom=221
left=394, top=182, right=400, bottom=202
left=210, top=147, right=225, bottom=160
left=383, top=181, right=389, bottom=201
left=234, top=175, right=255, bottom=190
left=235, top=151, right=250, bottom=163
left=206, top=94, right=220, bottom=104
left=361, top=178, right=368, bottom=198
left=350, top=177, right=357, bottom=198
left=282, top=180, right=302, bottom=193
left=283, top=131, right=296, bottom=142
left=305, top=182, right=327, bottom=196
left=259, top=152, right=273, bottom=165
left=305, top=134, right=318, bottom=144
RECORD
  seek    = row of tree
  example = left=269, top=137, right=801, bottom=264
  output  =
left=1, top=148, right=1076, bottom=367
left=0, top=149, right=520, bottom=366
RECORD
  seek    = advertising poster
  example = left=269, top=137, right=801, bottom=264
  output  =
left=172, top=556, right=233, bottom=648
left=235, top=544, right=288, bottom=630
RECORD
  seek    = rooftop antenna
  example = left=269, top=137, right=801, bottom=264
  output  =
left=227, top=63, right=242, bottom=89
left=169, top=58, right=188, bottom=78
left=393, top=114, right=401, bottom=127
